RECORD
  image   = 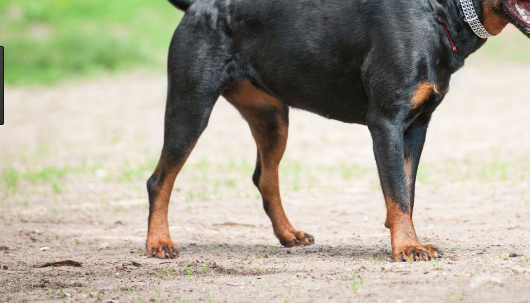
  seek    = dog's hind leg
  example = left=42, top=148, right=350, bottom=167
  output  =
left=146, top=23, right=230, bottom=258
left=224, top=81, right=314, bottom=247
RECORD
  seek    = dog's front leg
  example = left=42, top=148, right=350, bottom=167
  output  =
left=403, top=121, right=429, bottom=218
left=367, top=113, right=441, bottom=262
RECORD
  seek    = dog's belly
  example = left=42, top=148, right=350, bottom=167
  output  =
left=248, top=60, right=370, bottom=124
left=274, top=82, right=369, bottom=125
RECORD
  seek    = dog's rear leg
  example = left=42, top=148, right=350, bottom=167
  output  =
left=146, top=87, right=218, bottom=258
left=146, top=50, right=227, bottom=258
left=225, top=81, right=314, bottom=247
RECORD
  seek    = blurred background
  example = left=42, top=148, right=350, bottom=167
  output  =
left=1, top=1, right=530, bottom=302
left=2, top=0, right=183, bottom=85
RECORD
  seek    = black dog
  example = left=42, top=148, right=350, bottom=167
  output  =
left=145, top=0, right=530, bottom=261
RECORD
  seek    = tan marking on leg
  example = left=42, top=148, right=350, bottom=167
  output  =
left=404, top=156, right=413, bottom=201
left=225, top=80, right=282, bottom=110
left=224, top=81, right=313, bottom=247
left=482, top=0, right=509, bottom=35
left=386, top=199, right=441, bottom=261
left=411, top=82, right=437, bottom=109
left=146, top=142, right=197, bottom=258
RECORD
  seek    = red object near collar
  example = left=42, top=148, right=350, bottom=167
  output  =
left=442, top=22, right=458, bottom=52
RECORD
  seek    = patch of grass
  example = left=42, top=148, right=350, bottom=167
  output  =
left=184, top=263, right=192, bottom=279
left=1, top=0, right=183, bottom=85
left=2, top=166, right=73, bottom=195
left=114, top=158, right=158, bottom=182
left=445, top=291, right=466, bottom=303
left=479, top=161, right=508, bottom=182
left=418, top=158, right=523, bottom=184
left=364, top=253, right=387, bottom=264
left=432, top=259, right=443, bottom=271
left=3, top=168, right=20, bottom=194
left=350, top=277, right=364, bottom=293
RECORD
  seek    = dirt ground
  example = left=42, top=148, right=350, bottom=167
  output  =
left=1, top=57, right=530, bottom=303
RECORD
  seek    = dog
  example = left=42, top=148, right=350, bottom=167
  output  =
left=145, top=0, right=530, bottom=262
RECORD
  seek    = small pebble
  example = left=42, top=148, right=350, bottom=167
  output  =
left=40, top=247, right=50, bottom=251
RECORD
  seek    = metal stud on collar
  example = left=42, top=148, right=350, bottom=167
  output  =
left=458, top=0, right=496, bottom=39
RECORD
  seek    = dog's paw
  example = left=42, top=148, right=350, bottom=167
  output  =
left=278, top=229, right=315, bottom=247
left=393, top=242, right=442, bottom=262
left=146, top=236, right=179, bottom=259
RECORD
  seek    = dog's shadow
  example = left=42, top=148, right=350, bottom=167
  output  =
left=177, top=242, right=392, bottom=261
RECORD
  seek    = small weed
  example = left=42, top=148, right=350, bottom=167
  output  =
left=432, top=260, right=443, bottom=270
left=350, top=278, right=364, bottom=293
left=445, top=291, right=466, bottom=302
left=57, top=289, right=67, bottom=299
left=225, top=179, right=237, bottom=188
left=184, top=263, right=192, bottom=279
left=493, top=253, right=509, bottom=260
left=86, top=286, right=94, bottom=298
left=113, top=205, right=125, bottom=215
left=3, top=168, right=20, bottom=195
left=365, top=253, right=387, bottom=264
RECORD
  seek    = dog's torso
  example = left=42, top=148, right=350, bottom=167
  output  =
left=182, top=0, right=484, bottom=124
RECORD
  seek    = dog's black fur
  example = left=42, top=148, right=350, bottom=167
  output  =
left=146, top=0, right=529, bottom=261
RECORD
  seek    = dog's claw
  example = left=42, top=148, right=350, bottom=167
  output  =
left=278, top=229, right=314, bottom=247
left=162, top=247, right=170, bottom=258
left=146, top=237, right=179, bottom=259
left=304, top=233, right=315, bottom=244
left=419, top=250, right=426, bottom=261
left=394, top=243, right=442, bottom=262
left=411, top=249, right=418, bottom=261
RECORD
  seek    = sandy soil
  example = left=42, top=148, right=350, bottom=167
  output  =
left=1, top=58, right=530, bottom=303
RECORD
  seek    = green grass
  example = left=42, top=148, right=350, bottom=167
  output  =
left=2, top=165, right=76, bottom=195
left=1, top=0, right=183, bottom=85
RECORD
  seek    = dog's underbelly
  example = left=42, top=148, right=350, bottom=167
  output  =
left=247, top=69, right=370, bottom=125
left=281, top=90, right=369, bottom=124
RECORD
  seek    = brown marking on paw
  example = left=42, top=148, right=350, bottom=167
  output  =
left=277, top=229, right=315, bottom=247
left=394, top=242, right=443, bottom=262
left=146, top=234, right=179, bottom=259
left=386, top=200, right=442, bottom=262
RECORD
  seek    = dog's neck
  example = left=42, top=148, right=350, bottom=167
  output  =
left=426, top=0, right=508, bottom=70
left=461, top=0, right=498, bottom=38
left=431, top=0, right=508, bottom=37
